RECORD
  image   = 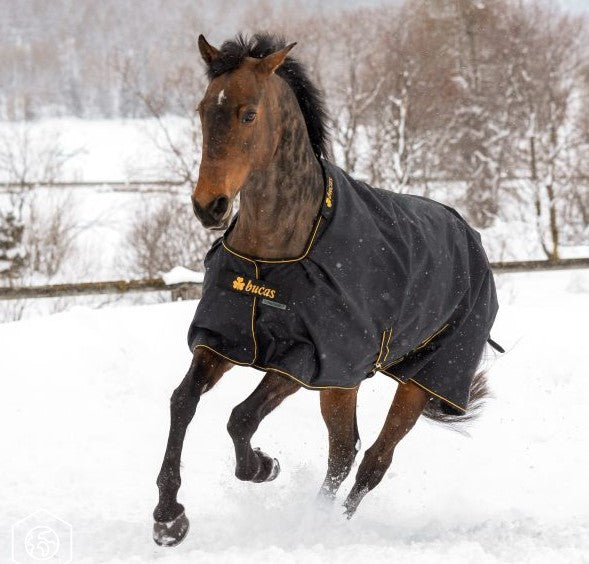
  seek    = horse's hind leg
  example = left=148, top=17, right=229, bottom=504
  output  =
left=227, top=372, right=300, bottom=482
left=153, top=348, right=232, bottom=546
left=318, top=387, right=360, bottom=500
left=343, top=380, right=429, bottom=518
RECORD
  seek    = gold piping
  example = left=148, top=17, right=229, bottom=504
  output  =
left=381, top=368, right=466, bottom=413
left=192, top=344, right=253, bottom=366
left=221, top=250, right=260, bottom=363
left=408, top=378, right=466, bottom=413
left=194, top=343, right=465, bottom=406
left=383, top=328, right=393, bottom=363
left=222, top=215, right=323, bottom=264
left=413, top=323, right=449, bottom=352
left=383, top=355, right=406, bottom=369
left=373, top=327, right=393, bottom=372
left=381, top=323, right=449, bottom=371
left=191, top=344, right=357, bottom=390
left=384, top=371, right=405, bottom=385
left=253, top=363, right=357, bottom=391
left=251, top=261, right=259, bottom=362
left=373, top=330, right=387, bottom=371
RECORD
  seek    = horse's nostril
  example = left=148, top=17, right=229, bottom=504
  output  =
left=209, top=196, right=229, bottom=220
left=193, top=195, right=230, bottom=227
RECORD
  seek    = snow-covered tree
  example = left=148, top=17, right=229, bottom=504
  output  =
left=502, top=2, right=587, bottom=259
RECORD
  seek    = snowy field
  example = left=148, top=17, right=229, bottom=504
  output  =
left=0, top=118, right=193, bottom=289
left=0, top=118, right=183, bottom=183
left=1, top=268, right=588, bottom=563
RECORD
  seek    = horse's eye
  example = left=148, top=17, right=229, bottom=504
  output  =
left=241, top=111, right=257, bottom=124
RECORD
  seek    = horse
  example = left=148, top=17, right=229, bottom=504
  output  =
left=152, top=33, right=500, bottom=547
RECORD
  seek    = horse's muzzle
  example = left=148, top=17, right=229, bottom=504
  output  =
left=192, top=195, right=232, bottom=230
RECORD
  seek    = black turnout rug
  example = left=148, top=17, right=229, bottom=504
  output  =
left=188, top=160, right=498, bottom=414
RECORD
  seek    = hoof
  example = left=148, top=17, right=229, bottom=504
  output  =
left=316, top=486, right=337, bottom=503
left=343, top=506, right=355, bottom=520
left=266, top=457, right=281, bottom=481
left=252, top=448, right=281, bottom=483
left=153, top=511, right=190, bottom=547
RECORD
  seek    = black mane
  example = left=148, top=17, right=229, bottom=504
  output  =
left=206, top=33, right=329, bottom=159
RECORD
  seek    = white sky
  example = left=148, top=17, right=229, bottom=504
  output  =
left=558, top=0, right=588, bottom=12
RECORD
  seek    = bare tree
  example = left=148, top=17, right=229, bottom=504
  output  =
left=0, top=125, right=86, bottom=294
left=356, top=3, right=462, bottom=191
left=113, top=32, right=207, bottom=186
left=23, top=193, right=83, bottom=278
left=125, top=196, right=214, bottom=278
left=504, top=2, right=588, bottom=259
left=134, top=66, right=205, bottom=185
left=320, top=9, right=386, bottom=174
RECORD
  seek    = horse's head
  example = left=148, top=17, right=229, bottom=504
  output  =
left=192, top=35, right=296, bottom=230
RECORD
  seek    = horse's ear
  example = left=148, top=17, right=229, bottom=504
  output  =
left=198, top=34, right=220, bottom=65
left=257, top=42, right=297, bottom=75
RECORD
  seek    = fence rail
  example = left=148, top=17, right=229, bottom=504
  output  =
left=1, top=258, right=588, bottom=301
left=0, top=179, right=185, bottom=189
left=490, top=257, right=589, bottom=273
left=2, top=175, right=589, bottom=191
left=0, top=278, right=201, bottom=301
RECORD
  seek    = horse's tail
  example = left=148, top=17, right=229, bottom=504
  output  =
left=421, top=370, right=490, bottom=428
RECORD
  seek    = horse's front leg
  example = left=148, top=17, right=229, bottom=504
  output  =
left=153, top=348, right=232, bottom=547
left=227, top=372, right=300, bottom=482
left=318, top=387, right=360, bottom=500
left=343, top=380, right=429, bottom=518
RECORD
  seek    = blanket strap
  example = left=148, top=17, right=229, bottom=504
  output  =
left=487, top=338, right=505, bottom=353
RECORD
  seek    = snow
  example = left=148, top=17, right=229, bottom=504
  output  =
left=162, top=266, right=204, bottom=285
left=0, top=185, right=190, bottom=287
left=1, top=269, right=588, bottom=563
left=0, top=118, right=189, bottom=183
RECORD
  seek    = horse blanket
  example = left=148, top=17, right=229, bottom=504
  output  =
left=188, top=160, right=498, bottom=414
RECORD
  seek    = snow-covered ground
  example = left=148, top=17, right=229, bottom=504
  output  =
left=1, top=269, right=588, bottom=563
left=0, top=118, right=194, bottom=290
left=0, top=118, right=187, bottom=183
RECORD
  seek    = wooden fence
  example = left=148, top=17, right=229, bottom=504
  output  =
left=1, top=258, right=588, bottom=302
left=2, top=174, right=589, bottom=191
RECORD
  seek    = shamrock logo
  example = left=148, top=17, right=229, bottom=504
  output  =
left=233, top=276, right=245, bottom=291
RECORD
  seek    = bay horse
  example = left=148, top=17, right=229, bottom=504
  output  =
left=152, top=33, right=499, bottom=547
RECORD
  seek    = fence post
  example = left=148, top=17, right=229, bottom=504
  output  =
left=170, top=284, right=202, bottom=301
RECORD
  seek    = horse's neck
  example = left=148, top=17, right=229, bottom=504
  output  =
left=226, top=109, right=324, bottom=259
